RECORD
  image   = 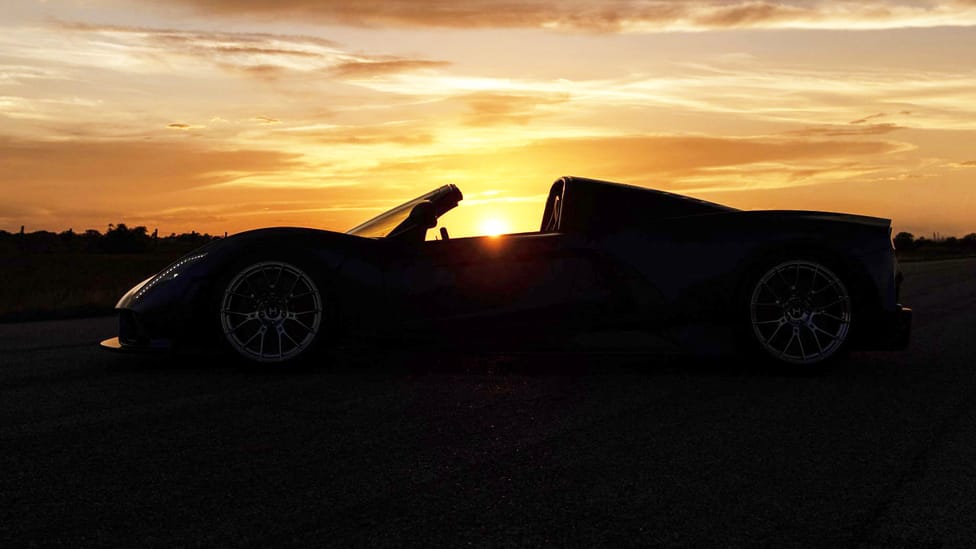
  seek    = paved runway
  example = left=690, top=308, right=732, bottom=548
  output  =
left=2, top=258, right=975, bottom=546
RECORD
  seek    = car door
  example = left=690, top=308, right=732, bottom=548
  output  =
left=386, top=232, right=604, bottom=338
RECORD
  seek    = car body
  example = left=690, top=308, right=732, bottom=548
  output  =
left=101, top=176, right=911, bottom=367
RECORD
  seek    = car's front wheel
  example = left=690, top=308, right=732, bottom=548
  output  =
left=219, top=260, right=323, bottom=364
left=746, top=258, right=853, bottom=367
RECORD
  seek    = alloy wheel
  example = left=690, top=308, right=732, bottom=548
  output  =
left=749, top=260, right=852, bottom=365
left=220, top=261, right=322, bottom=363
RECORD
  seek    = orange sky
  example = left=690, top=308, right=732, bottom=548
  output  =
left=2, top=0, right=975, bottom=238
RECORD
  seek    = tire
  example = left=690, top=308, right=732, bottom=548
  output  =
left=218, top=260, right=324, bottom=365
left=742, top=258, right=854, bottom=368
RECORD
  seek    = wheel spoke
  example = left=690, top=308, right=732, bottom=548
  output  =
left=811, top=279, right=838, bottom=295
left=809, top=323, right=838, bottom=342
left=814, top=311, right=848, bottom=323
left=817, top=296, right=849, bottom=309
left=754, top=318, right=784, bottom=326
left=288, top=317, right=315, bottom=334
left=761, top=280, right=783, bottom=302
left=286, top=272, right=301, bottom=297
left=780, top=331, right=797, bottom=357
left=241, top=329, right=262, bottom=348
left=766, top=322, right=785, bottom=345
left=242, top=276, right=258, bottom=296
left=806, top=325, right=824, bottom=355
left=806, top=265, right=819, bottom=294
left=281, top=328, right=300, bottom=349
left=226, top=317, right=256, bottom=334
left=774, top=267, right=789, bottom=285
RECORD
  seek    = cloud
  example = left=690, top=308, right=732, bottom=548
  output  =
left=0, top=130, right=934, bottom=235
left=272, top=121, right=436, bottom=146
left=55, top=21, right=449, bottom=82
left=785, top=123, right=906, bottom=137
left=952, top=160, right=976, bottom=167
left=329, top=58, right=450, bottom=78
left=231, top=64, right=288, bottom=80
left=0, top=135, right=316, bottom=232
left=0, top=136, right=302, bottom=195
left=146, top=1, right=976, bottom=32
left=54, top=21, right=341, bottom=49
left=460, top=92, right=571, bottom=126
left=849, top=112, right=887, bottom=125
left=369, top=133, right=908, bottom=191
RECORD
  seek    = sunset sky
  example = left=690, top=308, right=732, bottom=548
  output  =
left=2, top=1, right=975, bottom=238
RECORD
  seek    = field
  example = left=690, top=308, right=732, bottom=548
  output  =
left=0, top=252, right=184, bottom=322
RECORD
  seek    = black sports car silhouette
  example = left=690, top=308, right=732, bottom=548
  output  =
left=101, top=176, right=911, bottom=368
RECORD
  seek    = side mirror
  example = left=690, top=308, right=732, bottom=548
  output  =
left=409, top=200, right=438, bottom=229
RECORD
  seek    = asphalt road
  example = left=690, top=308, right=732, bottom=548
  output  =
left=2, top=258, right=975, bottom=547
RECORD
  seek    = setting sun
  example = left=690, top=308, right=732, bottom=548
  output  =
left=480, top=218, right=510, bottom=237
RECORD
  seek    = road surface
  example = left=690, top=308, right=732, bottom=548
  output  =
left=2, top=258, right=975, bottom=546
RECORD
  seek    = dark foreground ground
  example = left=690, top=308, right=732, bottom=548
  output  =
left=2, top=258, right=975, bottom=547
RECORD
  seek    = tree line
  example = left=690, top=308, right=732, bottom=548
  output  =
left=3, top=224, right=975, bottom=255
left=0, top=223, right=218, bottom=255
left=892, top=231, right=976, bottom=251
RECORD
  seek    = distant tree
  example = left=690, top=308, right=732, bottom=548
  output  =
left=962, top=233, right=976, bottom=247
left=102, top=223, right=152, bottom=253
left=893, top=231, right=915, bottom=251
left=59, top=228, right=77, bottom=252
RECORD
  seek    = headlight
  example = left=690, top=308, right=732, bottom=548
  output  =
left=132, top=252, right=208, bottom=301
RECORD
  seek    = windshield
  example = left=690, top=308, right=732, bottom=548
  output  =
left=346, top=188, right=445, bottom=238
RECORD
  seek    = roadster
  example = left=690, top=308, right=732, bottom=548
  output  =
left=101, top=176, right=911, bottom=368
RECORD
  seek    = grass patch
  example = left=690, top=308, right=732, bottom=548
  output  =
left=0, top=252, right=185, bottom=322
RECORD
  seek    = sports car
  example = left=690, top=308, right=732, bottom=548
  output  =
left=100, top=176, right=911, bottom=368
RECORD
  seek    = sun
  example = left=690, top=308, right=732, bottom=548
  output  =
left=480, top=217, right=509, bottom=237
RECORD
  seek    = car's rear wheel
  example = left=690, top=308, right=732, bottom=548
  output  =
left=219, top=260, right=323, bottom=364
left=746, top=259, right=853, bottom=367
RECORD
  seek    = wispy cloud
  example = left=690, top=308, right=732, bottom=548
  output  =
left=149, top=0, right=976, bottom=32
left=460, top=92, right=571, bottom=126
left=0, top=136, right=302, bottom=194
left=166, top=122, right=208, bottom=130
left=849, top=112, right=888, bottom=124
left=363, top=133, right=911, bottom=193
left=273, top=122, right=436, bottom=146
left=785, top=123, right=906, bottom=137
left=329, top=58, right=450, bottom=78
left=48, top=21, right=449, bottom=82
